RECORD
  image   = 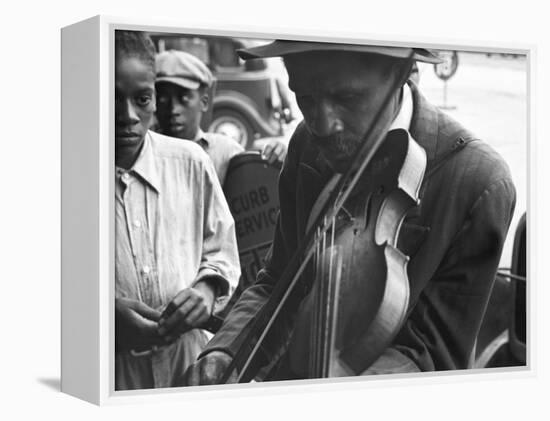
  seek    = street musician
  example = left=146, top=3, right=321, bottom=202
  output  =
left=183, top=41, right=516, bottom=383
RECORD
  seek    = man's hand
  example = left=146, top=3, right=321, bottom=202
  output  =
left=180, top=351, right=237, bottom=386
left=261, top=137, right=287, bottom=165
left=115, top=297, right=163, bottom=352
left=158, top=281, right=216, bottom=342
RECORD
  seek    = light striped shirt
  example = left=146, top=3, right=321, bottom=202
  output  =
left=194, top=129, right=244, bottom=185
left=115, top=130, right=240, bottom=389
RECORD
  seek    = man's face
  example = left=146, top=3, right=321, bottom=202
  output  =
left=115, top=56, right=156, bottom=160
left=155, top=83, right=208, bottom=140
left=285, top=51, right=403, bottom=173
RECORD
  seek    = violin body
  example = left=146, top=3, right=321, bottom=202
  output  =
left=287, top=129, right=427, bottom=378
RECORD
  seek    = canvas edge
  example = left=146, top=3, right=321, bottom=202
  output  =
left=59, top=14, right=535, bottom=406
left=61, top=14, right=102, bottom=405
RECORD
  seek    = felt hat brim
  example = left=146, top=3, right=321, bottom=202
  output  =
left=237, top=40, right=442, bottom=64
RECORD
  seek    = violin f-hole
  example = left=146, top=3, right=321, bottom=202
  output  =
left=360, top=192, right=373, bottom=231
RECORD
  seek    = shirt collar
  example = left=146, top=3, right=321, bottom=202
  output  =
left=195, top=128, right=210, bottom=149
left=388, top=83, right=413, bottom=132
left=128, top=131, right=161, bottom=193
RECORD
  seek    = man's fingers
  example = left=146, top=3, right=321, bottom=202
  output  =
left=123, top=305, right=152, bottom=326
left=275, top=142, right=286, bottom=162
left=117, top=297, right=161, bottom=322
left=226, top=368, right=239, bottom=384
left=184, top=304, right=209, bottom=327
left=262, top=140, right=286, bottom=164
left=181, top=352, right=234, bottom=386
left=159, top=287, right=212, bottom=335
left=181, top=361, right=203, bottom=387
left=185, top=363, right=200, bottom=386
left=133, top=301, right=162, bottom=321
left=268, top=142, right=283, bottom=163
left=267, top=152, right=277, bottom=164
left=261, top=145, right=273, bottom=161
left=141, top=320, right=165, bottom=345
left=201, top=356, right=227, bottom=385
left=162, top=289, right=192, bottom=319
left=159, top=297, right=197, bottom=334
left=200, top=359, right=217, bottom=385
left=119, top=311, right=164, bottom=350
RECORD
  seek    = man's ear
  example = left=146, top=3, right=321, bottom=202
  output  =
left=200, top=91, right=210, bottom=113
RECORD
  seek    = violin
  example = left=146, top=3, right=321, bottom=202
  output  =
left=288, top=128, right=426, bottom=377
left=221, top=51, right=426, bottom=382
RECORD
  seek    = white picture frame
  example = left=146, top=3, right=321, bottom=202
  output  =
left=61, top=14, right=532, bottom=405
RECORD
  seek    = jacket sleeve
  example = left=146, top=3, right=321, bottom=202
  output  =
left=392, top=176, right=517, bottom=371
left=201, top=129, right=303, bottom=370
left=193, top=158, right=241, bottom=297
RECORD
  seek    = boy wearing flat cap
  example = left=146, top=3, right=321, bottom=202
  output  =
left=183, top=41, right=516, bottom=382
left=155, top=50, right=286, bottom=184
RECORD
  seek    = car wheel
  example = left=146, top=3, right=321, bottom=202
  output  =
left=208, top=109, right=255, bottom=149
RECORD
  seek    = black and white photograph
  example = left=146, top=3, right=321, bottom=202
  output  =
left=113, top=29, right=527, bottom=391
left=6, top=0, right=550, bottom=418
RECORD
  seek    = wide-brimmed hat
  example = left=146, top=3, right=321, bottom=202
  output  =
left=237, top=40, right=442, bottom=64
left=155, top=50, right=214, bottom=90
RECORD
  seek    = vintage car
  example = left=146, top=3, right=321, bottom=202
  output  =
left=150, top=34, right=294, bottom=149
left=474, top=213, right=526, bottom=368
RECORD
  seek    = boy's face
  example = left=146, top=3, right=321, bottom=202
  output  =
left=115, top=56, right=156, bottom=163
left=155, top=83, right=208, bottom=141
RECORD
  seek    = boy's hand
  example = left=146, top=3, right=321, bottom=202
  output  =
left=115, top=297, right=163, bottom=352
left=157, top=281, right=216, bottom=342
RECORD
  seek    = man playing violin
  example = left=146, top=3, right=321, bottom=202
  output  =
left=183, top=41, right=516, bottom=383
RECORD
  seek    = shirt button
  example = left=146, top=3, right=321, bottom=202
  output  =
left=142, top=265, right=151, bottom=274
left=122, top=172, right=130, bottom=182
left=134, top=220, right=141, bottom=228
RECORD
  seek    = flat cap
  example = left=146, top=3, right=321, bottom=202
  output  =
left=237, top=40, right=442, bottom=64
left=155, top=50, right=214, bottom=90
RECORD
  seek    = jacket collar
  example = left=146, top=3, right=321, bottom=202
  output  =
left=407, top=80, right=439, bottom=164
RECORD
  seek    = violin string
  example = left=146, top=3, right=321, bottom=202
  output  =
left=319, top=219, right=327, bottom=377
left=324, top=216, right=338, bottom=377
left=320, top=217, right=330, bottom=377
left=329, top=245, right=342, bottom=377
left=317, top=227, right=323, bottom=376
left=311, top=227, right=321, bottom=376
left=319, top=228, right=325, bottom=377
left=310, top=230, right=315, bottom=377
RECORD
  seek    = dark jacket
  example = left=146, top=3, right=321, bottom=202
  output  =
left=204, top=82, right=516, bottom=375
